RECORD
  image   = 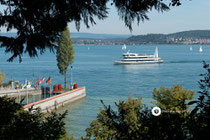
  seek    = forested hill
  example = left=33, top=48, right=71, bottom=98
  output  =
left=169, top=30, right=210, bottom=38
left=127, top=30, right=210, bottom=44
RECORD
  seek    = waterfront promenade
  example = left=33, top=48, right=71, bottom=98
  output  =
left=0, top=87, right=41, bottom=97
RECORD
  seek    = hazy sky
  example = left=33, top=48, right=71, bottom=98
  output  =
left=68, top=0, right=210, bottom=35
left=0, top=1, right=210, bottom=35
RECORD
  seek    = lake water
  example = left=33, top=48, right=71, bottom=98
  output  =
left=0, top=45, right=210, bottom=138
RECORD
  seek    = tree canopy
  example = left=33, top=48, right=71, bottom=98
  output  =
left=0, top=96, right=67, bottom=140
left=84, top=85, right=194, bottom=140
left=84, top=81, right=209, bottom=140
left=57, top=27, right=74, bottom=88
left=0, top=0, right=183, bottom=62
left=153, top=84, right=194, bottom=111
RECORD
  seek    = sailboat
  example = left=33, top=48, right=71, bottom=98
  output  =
left=154, top=47, right=158, bottom=58
left=190, top=46, right=192, bottom=51
left=199, top=46, right=203, bottom=52
left=122, top=44, right=126, bottom=50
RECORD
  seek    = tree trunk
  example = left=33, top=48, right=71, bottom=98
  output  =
left=64, top=71, right=67, bottom=89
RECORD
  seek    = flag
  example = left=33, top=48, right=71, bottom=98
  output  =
left=46, top=76, right=51, bottom=84
left=34, top=77, right=39, bottom=86
left=39, top=76, right=45, bottom=84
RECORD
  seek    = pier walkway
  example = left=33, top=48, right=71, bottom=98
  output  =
left=24, top=87, right=86, bottom=112
left=0, top=88, right=41, bottom=97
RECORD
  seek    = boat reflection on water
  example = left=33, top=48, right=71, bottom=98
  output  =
left=120, top=63, right=162, bottom=71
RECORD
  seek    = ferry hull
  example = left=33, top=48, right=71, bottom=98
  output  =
left=114, top=60, right=163, bottom=65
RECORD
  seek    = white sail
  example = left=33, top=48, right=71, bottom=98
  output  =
left=154, top=47, right=158, bottom=58
left=122, top=44, right=126, bottom=50
left=199, top=46, right=203, bottom=52
left=190, top=46, right=192, bottom=51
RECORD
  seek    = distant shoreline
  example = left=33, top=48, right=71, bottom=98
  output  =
left=73, top=43, right=210, bottom=46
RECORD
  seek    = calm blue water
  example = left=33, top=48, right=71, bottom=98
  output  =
left=0, top=45, right=210, bottom=138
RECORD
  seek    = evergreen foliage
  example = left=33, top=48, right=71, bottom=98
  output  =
left=85, top=97, right=189, bottom=140
left=187, top=61, right=210, bottom=139
left=85, top=97, right=146, bottom=140
left=57, top=27, right=74, bottom=88
left=0, top=96, right=67, bottom=140
left=0, top=0, right=180, bottom=62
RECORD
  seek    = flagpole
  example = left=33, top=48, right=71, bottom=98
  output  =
left=49, top=77, right=51, bottom=95
left=46, top=76, right=51, bottom=96
left=33, top=72, right=34, bottom=85
left=26, top=87, right=28, bottom=104
left=38, top=77, right=40, bottom=89
left=70, top=66, right=73, bottom=89
left=50, top=77, right=52, bottom=95
left=44, top=83, right=46, bottom=99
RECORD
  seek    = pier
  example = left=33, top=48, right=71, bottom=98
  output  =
left=23, top=87, right=86, bottom=112
left=0, top=88, right=41, bottom=97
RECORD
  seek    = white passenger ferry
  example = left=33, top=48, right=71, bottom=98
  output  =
left=114, top=47, right=163, bottom=64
